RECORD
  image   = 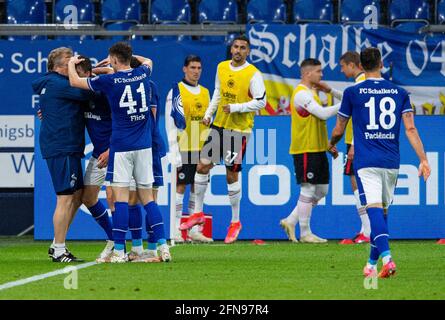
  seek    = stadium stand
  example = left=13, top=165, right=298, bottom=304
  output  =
left=7, top=0, right=46, bottom=40
left=293, top=0, right=334, bottom=24
left=198, top=0, right=238, bottom=42
left=389, top=0, right=430, bottom=28
left=101, top=0, right=141, bottom=40
left=340, top=0, right=381, bottom=24
left=246, top=0, right=287, bottom=24
left=55, top=0, right=94, bottom=40
left=438, top=0, right=445, bottom=24
left=150, top=0, right=191, bottom=24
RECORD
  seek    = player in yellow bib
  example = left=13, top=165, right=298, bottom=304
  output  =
left=280, top=58, right=341, bottom=243
left=179, top=35, right=266, bottom=244
left=165, top=55, right=213, bottom=243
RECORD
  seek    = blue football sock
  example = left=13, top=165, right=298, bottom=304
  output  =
left=147, top=227, right=157, bottom=250
left=369, top=237, right=379, bottom=265
left=368, top=207, right=390, bottom=258
left=88, top=201, right=113, bottom=240
left=129, top=205, right=143, bottom=246
left=112, top=202, right=129, bottom=251
left=144, top=201, right=166, bottom=245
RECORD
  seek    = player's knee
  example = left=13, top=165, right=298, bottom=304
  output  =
left=82, top=193, right=98, bottom=208
left=300, top=183, right=316, bottom=199
left=197, top=161, right=212, bottom=174
left=128, top=191, right=139, bottom=206
left=315, top=184, right=329, bottom=201
left=176, top=184, right=186, bottom=194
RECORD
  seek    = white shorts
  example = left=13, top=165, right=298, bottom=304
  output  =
left=356, top=167, right=398, bottom=209
left=109, top=148, right=154, bottom=188
left=84, top=157, right=107, bottom=186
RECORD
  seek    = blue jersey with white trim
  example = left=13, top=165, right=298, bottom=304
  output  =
left=149, top=80, right=167, bottom=158
left=339, top=78, right=413, bottom=170
left=87, top=65, right=153, bottom=152
left=84, top=91, right=112, bottom=159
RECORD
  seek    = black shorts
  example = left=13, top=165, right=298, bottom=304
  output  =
left=343, top=144, right=354, bottom=176
left=200, top=125, right=249, bottom=172
left=293, top=152, right=329, bottom=185
left=177, top=151, right=199, bottom=185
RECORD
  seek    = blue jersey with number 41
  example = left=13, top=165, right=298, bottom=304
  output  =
left=339, top=78, right=413, bottom=171
left=87, top=65, right=154, bottom=152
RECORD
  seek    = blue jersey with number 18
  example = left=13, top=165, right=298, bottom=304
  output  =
left=87, top=65, right=154, bottom=152
left=338, top=78, right=413, bottom=171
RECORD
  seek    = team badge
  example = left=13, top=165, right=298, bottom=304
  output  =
left=227, top=79, right=235, bottom=88
left=307, top=172, right=314, bottom=179
left=179, top=173, right=185, bottom=180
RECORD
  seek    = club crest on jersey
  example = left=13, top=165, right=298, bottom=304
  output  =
left=227, top=79, right=235, bottom=88
left=296, top=104, right=310, bottom=117
left=196, top=102, right=203, bottom=109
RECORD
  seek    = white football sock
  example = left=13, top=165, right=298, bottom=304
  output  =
left=354, top=189, right=370, bottom=237
left=175, top=192, right=184, bottom=232
left=188, top=192, right=200, bottom=234
left=194, top=173, right=209, bottom=213
left=132, top=245, right=143, bottom=255
left=297, top=195, right=314, bottom=238
left=382, top=255, right=392, bottom=265
left=228, top=181, right=241, bottom=223
left=286, top=204, right=299, bottom=226
left=54, top=243, right=66, bottom=257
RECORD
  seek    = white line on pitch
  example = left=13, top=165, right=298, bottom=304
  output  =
left=0, top=261, right=97, bottom=291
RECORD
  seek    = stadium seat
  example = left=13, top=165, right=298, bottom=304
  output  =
left=394, top=21, right=428, bottom=33
left=101, top=0, right=141, bottom=40
left=55, top=0, right=94, bottom=23
left=7, top=0, right=45, bottom=24
left=55, top=0, right=95, bottom=41
left=389, top=0, right=430, bottom=27
left=246, top=0, right=287, bottom=24
left=7, top=0, right=46, bottom=40
left=340, top=0, right=381, bottom=24
left=293, top=0, right=333, bottom=24
left=438, top=0, right=445, bottom=24
left=198, top=0, right=238, bottom=24
left=150, top=0, right=191, bottom=24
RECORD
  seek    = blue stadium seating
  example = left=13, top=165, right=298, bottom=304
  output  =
left=199, top=0, right=238, bottom=24
left=102, top=0, right=140, bottom=21
left=101, top=0, right=141, bottom=40
left=340, top=0, right=380, bottom=24
left=7, top=0, right=46, bottom=40
left=55, top=0, right=94, bottom=24
left=150, top=0, right=191, bottom=23
left=394, top=21, right=428, bottom=33
left=389, top=0, right=430, bottom=26
left=54, top=0, right=94, bottom=41
left=293, top=0, right=333, bottom=23
left=247, top=0, right=287, bottom=23
left=7, top=0, right=45, bottom=24
left=438, top=0, right=445, bottom=24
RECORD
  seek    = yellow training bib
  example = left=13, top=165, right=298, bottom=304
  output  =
left=289, top=84, right=328, bottom=154
left=177, top=82, right=210, bottom=152
left=213, top=60, right=259, bottom=133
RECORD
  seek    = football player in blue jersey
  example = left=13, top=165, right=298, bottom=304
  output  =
left=68, top=42, right=171, bottom=263
left=328, top=47, right=431, bottom=278
left=73, top=56, right=115, bottom=262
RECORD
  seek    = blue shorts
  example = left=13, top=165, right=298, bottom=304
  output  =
left=153, top=151, right=164, bottom=188
left=46, top=154, right=84, bottom=195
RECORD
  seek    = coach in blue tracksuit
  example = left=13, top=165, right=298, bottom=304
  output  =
left=32, top=47, right=92, bottom=263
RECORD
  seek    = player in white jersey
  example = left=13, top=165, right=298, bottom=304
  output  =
left=328, top=47, right=430, bottom=278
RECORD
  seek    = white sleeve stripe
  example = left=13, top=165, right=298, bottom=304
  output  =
left=338, top=111, right=350, bottom=118
left=87, top=78, right=95, bottom=92
left=402, top=109, right=414, bottom=114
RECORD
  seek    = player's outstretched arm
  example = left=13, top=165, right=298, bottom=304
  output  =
left=402, top=111, right=431, bottom=181
left=68, top=56, right=90, bottom=90
left=294, top=90, right=340, bottom=121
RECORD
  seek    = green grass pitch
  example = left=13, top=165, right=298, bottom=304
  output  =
left=0, top=236, right=444, bottom=300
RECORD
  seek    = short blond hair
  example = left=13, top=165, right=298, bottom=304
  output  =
left=47, top=47, right=73, bottom=71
